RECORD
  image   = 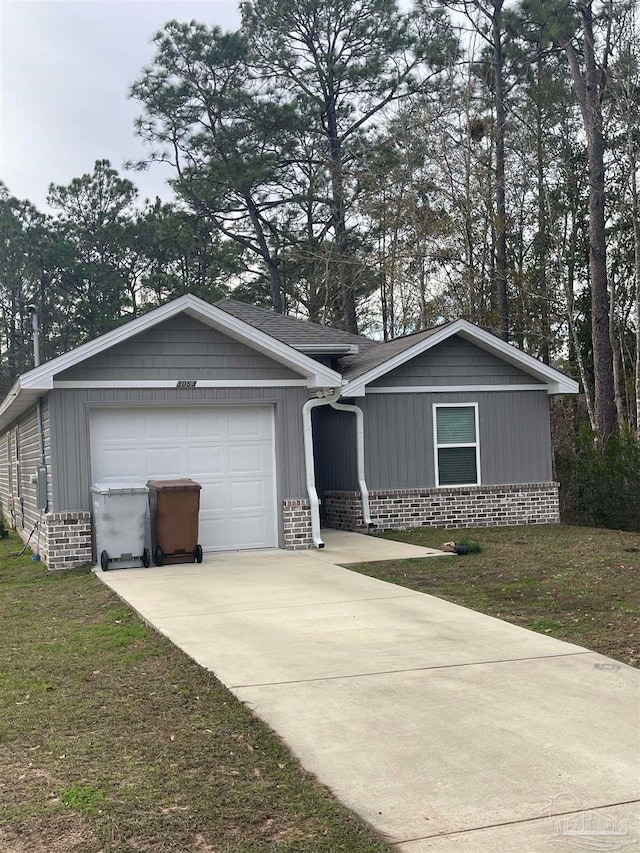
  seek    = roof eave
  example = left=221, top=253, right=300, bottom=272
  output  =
left=342, top=319, right=579, bottom=396
left=11, top=294, right=342, bottom=393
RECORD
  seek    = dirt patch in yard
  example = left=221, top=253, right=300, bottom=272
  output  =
left=0, top=814, right=101, bottom=853
left=349, top=524, right=640, bottom=668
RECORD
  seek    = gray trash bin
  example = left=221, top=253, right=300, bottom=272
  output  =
left=91, top=482, right=151, bottom=571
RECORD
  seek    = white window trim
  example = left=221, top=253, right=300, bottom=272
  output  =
left=432, top=402, right=481, bottom=488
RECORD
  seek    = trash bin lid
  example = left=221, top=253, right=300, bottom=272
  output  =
left=91, top=481, right=149, bottom=495
left=146, top=478, right=202, bottom=492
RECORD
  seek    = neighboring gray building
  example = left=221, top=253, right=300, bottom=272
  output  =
left=0, top=294, right=577, bottom=569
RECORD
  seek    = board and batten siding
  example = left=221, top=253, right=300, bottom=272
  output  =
left=0, top=401, right=52, bottom=533
left=359, top=390, right=552, bottom=489
left=312, top=406, right=358, bottom=498
left=55, top=313, right=301, bottom=382
left=48, top=387, right=309, bottom=533
left=369, top=334, right=545, bottom=388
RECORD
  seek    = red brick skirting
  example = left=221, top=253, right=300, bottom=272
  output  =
left=282, top=499, right=313, bottom=549
left=324, top=483, right=560, bottom=531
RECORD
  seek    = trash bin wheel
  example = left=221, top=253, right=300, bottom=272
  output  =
left=195, top=544, right=203, bottom=564
left=100, top=550, right=109, bottom=572
left=142, top=548, right=151, bottom=568
left=153, top=546, right=164, bottom=567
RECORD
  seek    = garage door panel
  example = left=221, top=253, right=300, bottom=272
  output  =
left=187, top=408, right=223, bottom=438
left=96, top=447, right=140, bottom=480
left=230, top=480, right=266, bottom=510
left=187, top=445, right=223, bottom=477
left=227, top=409, right=266, bottom=437
left=145, top=447, right=183, bottom=477
left=145, top=413, right=181, bottom=439
left=200, top=517, right=227, bottom=549
left=228, top=443, right=271, bottom=474
left=90, top=406, right=277, bottom=550
left=200, top=481, right=227, bottom=512
left=91, top=410, right=138, bottom=441
left=227, top=514, right=274, bottom=548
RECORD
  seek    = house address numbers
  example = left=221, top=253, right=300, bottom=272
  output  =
left=176, top=380, right=197, bottom=388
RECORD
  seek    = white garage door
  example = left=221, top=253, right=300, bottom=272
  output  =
left=89, top=406, right=277, bottom=551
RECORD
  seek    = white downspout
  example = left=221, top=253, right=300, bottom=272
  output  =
left=330, top=400, right=373, bottom=528
left=302, top=388, right=342, bottom=548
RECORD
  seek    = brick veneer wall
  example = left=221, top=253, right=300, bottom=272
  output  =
left=324, top=483, right=560, bottom=531
left=44, top=511, right=93, bottom=571
left=282, top=499, right=313, bottom=549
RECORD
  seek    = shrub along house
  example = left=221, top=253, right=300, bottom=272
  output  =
left=0, top=294, right=577, bottom=569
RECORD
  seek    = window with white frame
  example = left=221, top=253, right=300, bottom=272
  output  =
left=433, top=403, right=480, bottom=487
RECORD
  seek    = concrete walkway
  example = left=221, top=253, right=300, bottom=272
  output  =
left=98, top=532, right=640, bottom=851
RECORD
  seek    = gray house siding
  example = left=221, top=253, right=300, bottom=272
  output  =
left=370, top=335, right=544, bottom=387
left=359, top=390, right=552, bottom=489
left=56, top=313, right=301, bottom=381
left=0, top=401, right=52, bottom=533
left=48, top=386, right=309, bottom=547
left=0, top=428, right=8, bottom=516
left=312, top=407, right=358, bottom=500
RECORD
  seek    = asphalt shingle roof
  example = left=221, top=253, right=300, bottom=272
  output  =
left=215, top=297, right=446, bottom=382
left=215, top=299, right=376, bottom=351
left=337, top=325, right=449, bottom=381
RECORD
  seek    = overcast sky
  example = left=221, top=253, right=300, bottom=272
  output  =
left=0, top=0, right=240, bottom=210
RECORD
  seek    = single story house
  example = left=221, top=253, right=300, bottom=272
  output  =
left=0, top=294, right=577, bottom=569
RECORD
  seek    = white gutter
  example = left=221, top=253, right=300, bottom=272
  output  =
left=302, top=388, right=343, bottom=548
left=330, top=401, right=373, bottom=528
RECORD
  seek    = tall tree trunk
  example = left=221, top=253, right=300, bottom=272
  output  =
left=609, top=275, right=626, bottom=425
left=492, top=0, right=509, bottom=341
left=565, top=213, right=596, bottom=430
left=245, top=195, right=283, bottom=313
left=326, top=103, right=358, bottom=333
left=535, top=61, right=550, bottom=364
left=565, top=3, right=616, bottom=443
left=631, top=148, right=640, bottom=438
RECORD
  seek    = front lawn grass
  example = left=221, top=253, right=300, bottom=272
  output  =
left=349, top=524, right=640, bottom=668
left=0, top=533, right=390, bottom=853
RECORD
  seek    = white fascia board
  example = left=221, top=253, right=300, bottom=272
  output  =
left=0, top=385, right=41, bottom=434
left=18, top=294, right=342, bottom=392
left=343, top=319, right=579, bottom=396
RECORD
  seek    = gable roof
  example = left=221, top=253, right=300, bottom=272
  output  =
left=0, top=294, right=343, bottom=433
left=340, top=319, right=579, bottom=395
left=0, top=295, right=579, bottom=435
left=215, top=299, right=376, bottom=354
left=215, top=301, right=577, bottom=395
left=338, top=325, right=450, bottom=382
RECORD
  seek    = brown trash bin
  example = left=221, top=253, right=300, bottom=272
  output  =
left=147, top=478, right=203, bottom=566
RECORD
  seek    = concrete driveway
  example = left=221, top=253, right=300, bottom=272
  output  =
left=99, top=530, right=640, bottom=851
